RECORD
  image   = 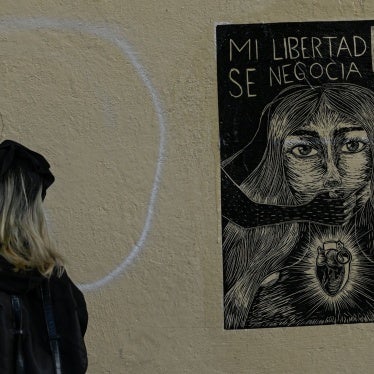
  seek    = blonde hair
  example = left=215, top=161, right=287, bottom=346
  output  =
left=0, top=168, right=64, bottom=277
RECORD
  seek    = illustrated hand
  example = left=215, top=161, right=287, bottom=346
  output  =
left=353, top=184, right=371, bottom=214
left=303, top=192, right=356, bottom=226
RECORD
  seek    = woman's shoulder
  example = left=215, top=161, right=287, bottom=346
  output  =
left=50, top=269, right=88, bottom=336
left=50, top=269, right=85, bottom=303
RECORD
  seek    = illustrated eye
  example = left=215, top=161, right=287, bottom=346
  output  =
left=291, top=145, right=318, bottom=157
left=341, top=140, right=367, bottom=153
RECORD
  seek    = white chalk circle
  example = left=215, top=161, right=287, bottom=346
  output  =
left=0, top=18, right=166, bottom=291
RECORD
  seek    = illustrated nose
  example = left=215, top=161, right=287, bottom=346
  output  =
left=324, top=179, right=341, bottom=188
left=323, top=160, right=342, bottom=188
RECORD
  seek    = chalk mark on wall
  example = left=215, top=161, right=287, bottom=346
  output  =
left=0, top=18, right=167, bottom=291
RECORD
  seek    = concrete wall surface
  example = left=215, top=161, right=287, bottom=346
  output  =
left=0, top=1, right=373, bottom=373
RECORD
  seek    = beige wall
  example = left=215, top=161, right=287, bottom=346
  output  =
left=0, top=1, right=373, bottom=373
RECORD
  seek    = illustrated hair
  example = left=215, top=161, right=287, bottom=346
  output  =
left=223, top=83, right=374, bottom=328
left=0, top=167, right=64, bottom=277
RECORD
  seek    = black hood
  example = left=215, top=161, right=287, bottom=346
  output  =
left=0, top=256, right=45, bottom=294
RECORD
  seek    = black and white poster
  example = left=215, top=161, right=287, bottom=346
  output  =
left=217, top=20, right=374, bottom=329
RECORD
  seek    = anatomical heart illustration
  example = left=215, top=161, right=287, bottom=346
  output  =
left=217, top=20, right=374, bottom=329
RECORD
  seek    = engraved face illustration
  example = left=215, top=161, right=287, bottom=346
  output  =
left=283, top=111, right=372, bottom=203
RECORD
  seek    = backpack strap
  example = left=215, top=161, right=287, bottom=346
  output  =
left=41, top=280, right=62, bottom=374
left=10, top=294, right=25, bottom=374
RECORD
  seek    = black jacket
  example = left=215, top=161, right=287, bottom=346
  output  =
left=0, top=257, right=88, bottom=373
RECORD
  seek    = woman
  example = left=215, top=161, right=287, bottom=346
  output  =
left=223, top=83, right=374, bottom=328
left=0, top=140, right=88, bottom=373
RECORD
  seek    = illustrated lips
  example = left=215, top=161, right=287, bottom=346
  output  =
left=328, top=191, right=339, bottom=198
left=315, top=241, right=352, bottom=296
left=328, top=190, right=345, bottom=199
